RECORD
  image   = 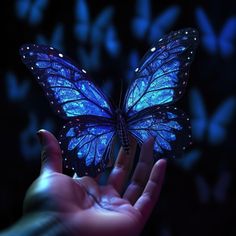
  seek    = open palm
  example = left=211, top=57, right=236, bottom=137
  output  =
left=23, top=130, right=166, bottom=236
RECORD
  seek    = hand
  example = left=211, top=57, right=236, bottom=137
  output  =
left=20, top=130, right=166, bottom=236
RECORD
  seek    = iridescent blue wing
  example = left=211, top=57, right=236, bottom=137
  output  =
left=19, top=44, right=114, bottom=119
left=60, top=119, right=115, bottom=177
left=128, top=106, right=192, bottom=158
left=123, top=28, right=198, bottom=117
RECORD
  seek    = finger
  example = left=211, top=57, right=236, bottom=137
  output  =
left=37, top=129, right=62, bottom=174
left=107, top=137, right=137, bottom=194
left=134, top=159, right=166, bottom=223
left=123, top=138, right=154, bottom=204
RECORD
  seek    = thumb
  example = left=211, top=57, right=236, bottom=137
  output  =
left=37, top=129, right=62, bottom=174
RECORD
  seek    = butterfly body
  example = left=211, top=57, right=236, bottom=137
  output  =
left=20, top=28, right=198, bottom=177
left=116, top=108, right=130, bottom=154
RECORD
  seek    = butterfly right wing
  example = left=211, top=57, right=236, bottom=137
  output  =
left=128, top=106, right=192, bottom=159
left=60, top=119, right=115, bottom=177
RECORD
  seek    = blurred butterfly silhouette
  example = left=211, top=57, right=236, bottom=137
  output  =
left=189, top=88, right=236, bottom=145
left=195, top=7, right=236, bottom=57
left=132, top=0, right=181, bottom=44
left=74, top=0, right=113, bottom=45
left=104, top=25, right=121, bottom=58
left=126, top=50, right=140, bottom=83
left=15, top=0, right=48, bottom=26
left=20, top=113, right=54, bottom=161
left=20, top=28, right=198, bottom=177
left=5, top=71, right=30, bottom=102
left=37, top=23, right=64, bottom=50
left=175, top=149, right=202, bottom=171
left=195, top=171, right=231, bottom=204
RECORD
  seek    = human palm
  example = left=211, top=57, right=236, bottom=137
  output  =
left=23, top=130, right=166, bottom=236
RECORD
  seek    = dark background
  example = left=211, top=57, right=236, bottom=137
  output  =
left=1, top=0, right=236, bottom=235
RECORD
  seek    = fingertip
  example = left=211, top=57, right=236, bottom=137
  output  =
left=37, top=129, right=63, bottom=174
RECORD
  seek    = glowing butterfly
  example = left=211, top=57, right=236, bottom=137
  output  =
left=74, top=0, right=114, bottom=45
left=20, top=28, right=198, bottom=177
left=5, top=71, right=30, bottom=102
left=195, top=7, right=236, bottom=57
left=175, top=149, right=202, bottom=171
left=132, top=0, right=181, bottom=44
left=15, top=0, right=48, bottom=26
left=189, top=88, right=236, bottom=145
left=195, top=171, right=231, bottom=204
left=37, top=23, right=64, bottom=50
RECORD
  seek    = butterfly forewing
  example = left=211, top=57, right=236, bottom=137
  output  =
left=124, top=28, right=199, bottom=117
left=20, top=44, right=114, bottom=119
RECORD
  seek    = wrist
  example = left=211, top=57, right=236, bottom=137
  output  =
left=1, top=212, right=71, bottom=236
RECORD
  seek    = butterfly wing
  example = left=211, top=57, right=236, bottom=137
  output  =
left=123, top=28, right=198, bottom=117
left=19, top=44, right=114, bottom=119
left=128, top=106, right=192, bottom=159
left=20, top=44, right=116, bottom=176
left=60, top=119, right=115, bottom=177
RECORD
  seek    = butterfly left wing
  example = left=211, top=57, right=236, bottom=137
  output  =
left=60, top=119, right=115, bottom=177
left=123, top=28, right=199, bottom=117
left=20, top=44, right=114, bottom=119
left=20, top=44, right=116, bottom=177
left=128, top=106, right=192, bottom=159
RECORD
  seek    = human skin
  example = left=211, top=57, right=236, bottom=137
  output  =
left=1, top=130, right=166, bottom=236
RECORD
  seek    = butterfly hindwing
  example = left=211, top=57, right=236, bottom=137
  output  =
left=59, top=119, right=115, bottom=176
left=128, top=106, right=191, bottom=158
left=124, top=28, right=199, bottom=117
left=20, top=44, right=114, bottom=119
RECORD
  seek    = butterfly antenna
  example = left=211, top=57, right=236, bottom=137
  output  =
left=118, top=79, right=123, bottom=109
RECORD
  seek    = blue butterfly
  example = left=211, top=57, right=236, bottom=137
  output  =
left=195, top=7, right=236, bottom=57
left=195, top=171, right=231, bottom=204
left=74, top=0, right=113, bottom=45
left=77, top=45, right=101, bottom=71
left=37, top=23, right=64, bottom=50
left=15, top=0, right=48, bottom=26
left=132, top=0, right=181, bottom=44
left=189, top=88, right=236, bottom=145
left=5, top=71, right=30, bottom=102
left=20, top=28, right=198, bottom=177
left=175, top=149, right=202, bottom=171
left=104, top=25, right=121, bottom=58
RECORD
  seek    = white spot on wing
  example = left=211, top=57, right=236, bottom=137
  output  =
left=150, top=47, right=156, bottom=52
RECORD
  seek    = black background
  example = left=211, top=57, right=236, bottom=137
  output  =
left=1, top=0, right=236, bottom=235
